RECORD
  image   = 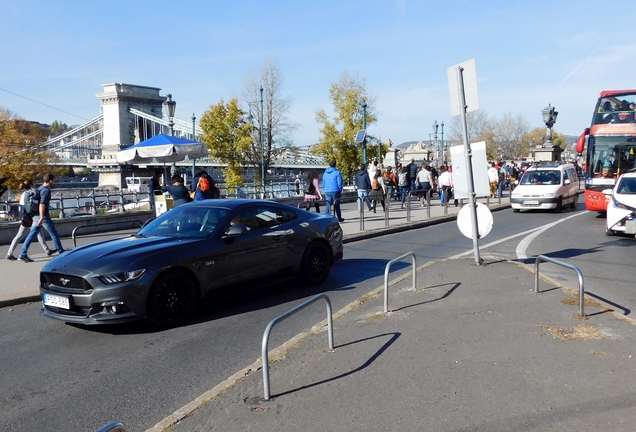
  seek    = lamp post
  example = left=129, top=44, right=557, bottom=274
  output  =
left=191, top=113, right=196, bottom=177
left=440, top=121, right=445, bottom=164
left=260, top=85, right=265, bottom=196
left=361, top=101, right=367, bottom=166
left=432, top=120, right=439, bottom=167
left=541, top=104, right=558, bottom=148
left=164, top=94, right=177, bottom=177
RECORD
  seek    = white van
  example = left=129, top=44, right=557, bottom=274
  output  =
left=511, top=163, right=579, bottom=212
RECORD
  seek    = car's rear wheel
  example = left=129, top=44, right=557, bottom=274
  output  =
left=300, top=241, right=331, bottom=285
left=147, top=270, right=197, bottom=327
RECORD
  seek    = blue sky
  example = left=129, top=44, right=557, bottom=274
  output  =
left=2, top=0, right=636, bottom=147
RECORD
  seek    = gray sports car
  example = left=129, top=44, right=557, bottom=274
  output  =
left=39, top=199, right=343, bottom=326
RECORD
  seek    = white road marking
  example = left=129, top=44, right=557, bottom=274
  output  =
left=449, top=211, right=587, bottom=260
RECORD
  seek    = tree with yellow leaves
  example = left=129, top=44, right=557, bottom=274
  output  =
left=0, top=107, right=55, bottom=197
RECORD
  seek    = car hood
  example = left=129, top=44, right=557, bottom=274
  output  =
left=43, top=235, right=199, bottom=275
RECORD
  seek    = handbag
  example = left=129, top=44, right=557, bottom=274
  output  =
left=190, top=178, right=200, bottom=199
left=21, top=214, right=33, bottom=227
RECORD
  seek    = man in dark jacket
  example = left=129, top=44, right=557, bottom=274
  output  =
left=405, top=158, right=418, bottom=193
left=354, top=164, right=373, bottom=211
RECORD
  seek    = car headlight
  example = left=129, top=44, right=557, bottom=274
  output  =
left=511, top=192, right=521, bottom=198
left=99, top=269, right=146, bottom=285
left=540, top=192, right=555, bottom=198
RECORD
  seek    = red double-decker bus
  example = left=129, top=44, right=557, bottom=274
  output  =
left=577, top=90, right=636, bottom=212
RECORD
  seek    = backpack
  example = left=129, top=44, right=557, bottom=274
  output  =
left=383, top=176, right=391, bottom=186
left=304, top=180, right=316, bottom=195
left=498, top=167, right=505, bottom=182
left=371, top=178, right=381, bottom=190
left=398, top=172, right=408, bottom=187
left=23, top=187, right=40, bottom=215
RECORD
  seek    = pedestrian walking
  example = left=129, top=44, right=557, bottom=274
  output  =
left=368, top=169, right=386, bottom=213
left=354, top=164, right=373, bottom=212
left=416, top=164, right=433, bottom=206
left=303, top=169, right=323, bottom=212
left=437, top=165, right=453, bottom=205
left=161, top=175, right=192, bottom=207
left=487, top=162, right=499, bottom=198
left=147, top=169, right=162, bottom=210
left=18, top=174, right=65, bottom=262
left=398, top=167, right=409, bottom=208
left=405, top=158, right=418, bottom=193
left=382, top=166, right=398, bottom=201
left=322, top=159, right=344, bottom=222
left=6, top=180, right=52, bottom=260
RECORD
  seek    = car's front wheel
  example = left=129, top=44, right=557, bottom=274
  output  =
left=605, top=227, right=615, bottom=236
left=147, top=270, right=198, bottom=327
left=554, top=197, right=563, bottom=212
left=300, top=241, right=331, bottom=285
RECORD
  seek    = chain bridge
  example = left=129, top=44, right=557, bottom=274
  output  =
left=42, top=83, right=325, bottom=189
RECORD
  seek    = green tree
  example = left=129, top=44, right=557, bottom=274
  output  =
left=49, top=120, right=70, bottom=137
left=313, top=71, right=376, bottom=182
left=0, top=107, right=55, bottom=197
left=199, top=98, right=253, bottom=193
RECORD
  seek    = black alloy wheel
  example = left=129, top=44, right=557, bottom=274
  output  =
left=147, top=270, right=198, bottom=327
left=300, top=241, right=331, bottom=286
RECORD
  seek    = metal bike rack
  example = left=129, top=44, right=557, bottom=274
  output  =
left=534, top=254, right=585, bottom=316
left=261, top=293, right=334, bottom=400
left=72, top=220, right=143, bottom=247
left=384, top=252, right=417, bottom=313
left=94, top=421, right=129, bottom=432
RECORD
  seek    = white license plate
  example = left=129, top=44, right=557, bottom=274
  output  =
left=523, top=200, right=539, bottom=205
left=43, top=293, right=70, bottom=309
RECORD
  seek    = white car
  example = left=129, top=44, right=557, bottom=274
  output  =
left=511, top=163, right=579, bottom=212
left=604, top=172, right=636, bottom=236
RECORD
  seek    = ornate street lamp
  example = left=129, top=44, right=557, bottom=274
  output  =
left=361, top=101, right=368, bottom=166
left=541, top=104, right=558, bottom=148
left=260, top=86, right=265, bottom=195
left=164, top=94, right=177, bottom=176
left=432, top=120, right=439, bottom=167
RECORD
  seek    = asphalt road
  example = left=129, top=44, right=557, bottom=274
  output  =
left=2, top=205, right=635, bottom=432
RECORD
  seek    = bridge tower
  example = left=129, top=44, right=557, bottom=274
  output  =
left=92, top=83, right=166, bottom=188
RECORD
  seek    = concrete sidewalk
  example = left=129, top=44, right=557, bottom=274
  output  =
left=157, top=257, right=636, bottom=432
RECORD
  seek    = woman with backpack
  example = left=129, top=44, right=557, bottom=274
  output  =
left=6, top=180, right=52, bottom=261
left=303, top=169, right=323, bottom=212
left=368, top=169, right=386, bottom=213
left=382, top=166, right=398, bottom=202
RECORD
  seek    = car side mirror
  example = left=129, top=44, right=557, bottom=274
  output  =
left=223, top=223, right=248, bottom=237
left=602, top=188, right=613, bottom=195
left=564, top=179, right=571, bottom=185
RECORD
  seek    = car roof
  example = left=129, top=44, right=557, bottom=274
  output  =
left=185, top=199, right=290, bottom=210
left=526, top=163, right=574, bottom=171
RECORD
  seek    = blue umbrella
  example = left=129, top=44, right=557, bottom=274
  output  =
left=116, top=134, right=208, bottom=164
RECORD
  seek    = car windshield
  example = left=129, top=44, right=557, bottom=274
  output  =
left=617, top=177, right=636, bottom=194
left=519, top=170, right=561, bottom=185
left=137, top=205, right=229, bottom=238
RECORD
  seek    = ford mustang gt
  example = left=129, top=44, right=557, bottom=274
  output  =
left=39, top=199, right=343, bottom=326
